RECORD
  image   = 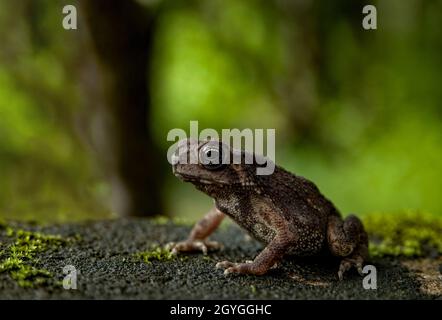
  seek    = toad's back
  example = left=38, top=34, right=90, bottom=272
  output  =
left=215, top=166, right=339, bottom=256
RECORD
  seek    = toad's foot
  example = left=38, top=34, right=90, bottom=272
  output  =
left=337, top=256, right=364, bottom=281
left=216, top=260, right=268, bottom=276
left=166, top=240, right=223, bottom=255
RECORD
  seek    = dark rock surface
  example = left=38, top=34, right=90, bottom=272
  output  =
left=0, top=219, right=440, bottom=299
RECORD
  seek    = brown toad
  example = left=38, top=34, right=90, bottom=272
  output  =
left=169, top=139, right=368, bottom=280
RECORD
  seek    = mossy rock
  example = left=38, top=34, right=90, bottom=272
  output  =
left=134, top=246, right=175, bottom=264
left=0, top=226, right=71, bottom=287
left=364, top=211, right=442, bottom=258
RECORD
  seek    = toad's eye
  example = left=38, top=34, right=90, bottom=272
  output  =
left=200, top=144, right=226, bottom=170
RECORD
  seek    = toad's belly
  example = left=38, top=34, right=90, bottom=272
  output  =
left=236, top=218, right=326, bottom=256
left=215, top=195, right=326, bottom=256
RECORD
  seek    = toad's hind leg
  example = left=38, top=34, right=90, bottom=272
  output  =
left=327, top=214, right=369, bottom=280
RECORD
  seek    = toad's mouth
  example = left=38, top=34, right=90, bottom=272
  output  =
left=173, top=171, right=231, bottom=186
left=173, top=172, right=214, bottom=184
left=174, top=172, right=197, bottom=181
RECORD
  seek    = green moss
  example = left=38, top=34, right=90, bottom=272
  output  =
left=250, top=285, right=257, bottom=294
left=152, top=216, right=171, bottom=225
left=0, top=226, right=70, bottom=287
left=364, top=211, right=442, bottom=258
left=135, top=246, right=175, bottom=264
left=152, top=216, right=193, bottom=226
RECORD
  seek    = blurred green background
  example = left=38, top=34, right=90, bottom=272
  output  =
left=0, top=0, right=440, bottom=223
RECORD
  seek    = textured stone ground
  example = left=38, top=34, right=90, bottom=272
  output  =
left=0, top=219, right=440, bottom=299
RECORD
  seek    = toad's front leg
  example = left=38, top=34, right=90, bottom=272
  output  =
left=168, top=206, right=225, bottom=255
left=216, top=229, right=296, bottom=276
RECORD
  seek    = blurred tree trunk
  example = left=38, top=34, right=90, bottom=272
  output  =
left=80, top=0, right=163, bottom=217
